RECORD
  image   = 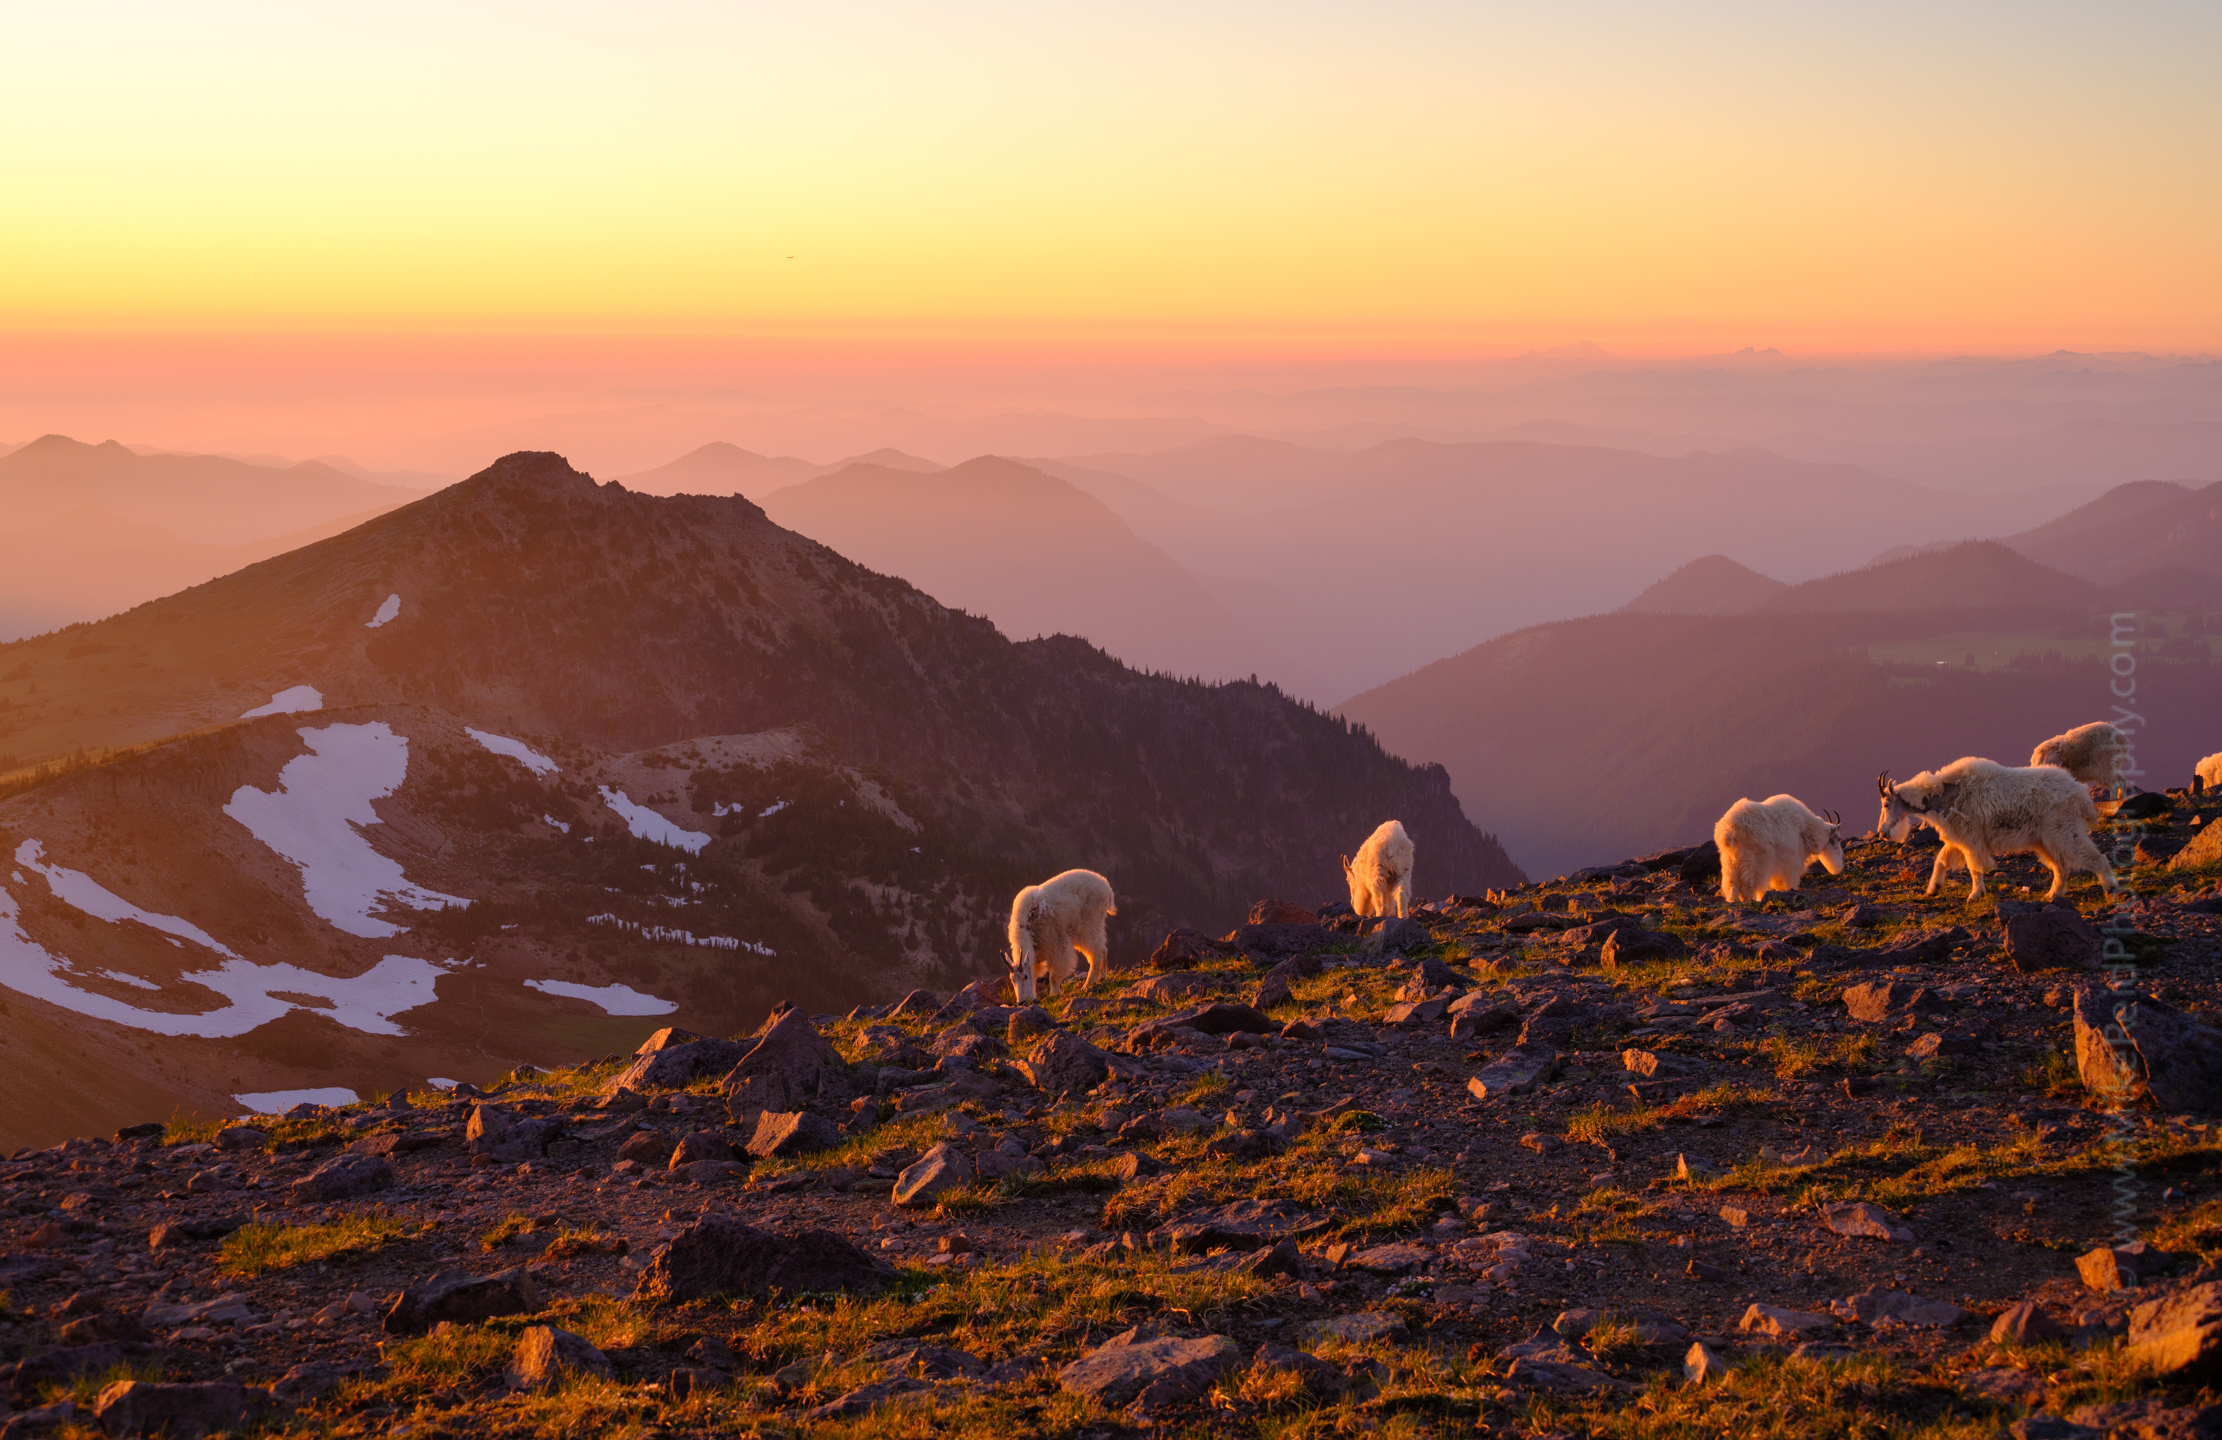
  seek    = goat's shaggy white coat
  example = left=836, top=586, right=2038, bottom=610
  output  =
left=2030, top=721, right=2132, bottom=787
left=1877, top=757, right=2117, bottom=902
left=1342, top=820, right=1415, bottom=920
left=1007, top=869, right=1114, bottom=1002
left=2197, top=752, right=2222, bottom=792
left=1714, top=795, right=1846, bottom=902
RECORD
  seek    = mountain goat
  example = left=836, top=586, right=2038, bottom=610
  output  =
left=1714, top=795, right=1845, bottom=902
left=1877, top=758, right=2117, bottom=903
left=1342, top=820, right=1414, bottom=920
left=2197, top=751, right=2222, bottom=792
left=1007, top=869, right=1114, bottom=1003
left=2030, top=721, right=2131, bottom=788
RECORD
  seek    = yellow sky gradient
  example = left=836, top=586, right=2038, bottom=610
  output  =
left=3, top=2, right=2218, bottom=351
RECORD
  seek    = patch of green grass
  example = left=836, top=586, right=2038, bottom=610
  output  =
left=478, top=1211, right=539, bottom=1251
left=1567, top=1082, right=1774, bottom=1146
left=1175, top=1070, right=1232, bottom=1107
left=1761, top=1032, right=1877, bottom=1081
left=218, top=1210, right=413, bottom=1277
left=162, top=1111, right=222, bottom=1145
left=2018, top=1047, right=2081, bottom=1098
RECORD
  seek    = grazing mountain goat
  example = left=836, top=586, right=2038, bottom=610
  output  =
left=1877, top=759, right=2117, bottom=903
left=2030, top=721, right=2132, bottom=788
left=1008, top=869, right=1114, bottom=1003
left=2197, top=751, right=2222, bottom=792
left=1342, top=820, right=1415, bottom=920
left=1714, top=795, right=1846, bottom=902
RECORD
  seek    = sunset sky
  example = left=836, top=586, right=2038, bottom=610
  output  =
left=4, top=1, right=2218, bottom=354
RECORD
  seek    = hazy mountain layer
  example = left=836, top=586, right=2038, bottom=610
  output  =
left=761, top=457, right=1285, bottom=683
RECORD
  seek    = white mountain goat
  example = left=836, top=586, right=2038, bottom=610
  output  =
left=1342, top=820, right=1415, bottom=920
left=1713, top=795, right=1846, bottom=902
left=1007, top=869, right=1115, bottom=1003
left=2197, top=751, right=2222, bottom=792
left=1876, top=758, right=2118, bottom=903
left=2030, top=721, right=2131, bottom=788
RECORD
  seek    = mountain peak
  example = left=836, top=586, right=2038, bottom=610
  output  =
left=460, top=450, right=602, bottom=498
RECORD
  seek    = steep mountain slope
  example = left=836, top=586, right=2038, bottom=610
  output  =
left=761, top=457, right=1280, bottom=682
left=1620, top=555, right=1788, bottom=614
left=0, top=452, right=1520, bottom=1144
left=1761, top=541, right=2096, bottom=614
left=0, top=504, right=403, bottom=642
left=2000, top=478, right=2222, bottom=584
left=0, top=435, right=424, bottom=543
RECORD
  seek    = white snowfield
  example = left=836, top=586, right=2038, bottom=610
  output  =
left=0, top=883, right=449, bottom=1037
left=236, top=1087, right=360, bottom=1113
left=585, top=912, right=771, bottom=954
left=15, top=839, right=241, bottom=959
left=598, top=786, right=712, bottom=854
left=367, top=593, right=401, bottom=628
left=524, top=978, right=677, bottom=1016
left=467, top=728, right=559, bottom=776
left=241, top=685, right=323, bottom=719
left=224, top=722, right=469, bottom=938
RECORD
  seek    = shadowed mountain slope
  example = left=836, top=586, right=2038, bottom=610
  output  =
left=2000, top=478, right=2222, bottom=585
left=1761, top=541, right=2097, bottom=614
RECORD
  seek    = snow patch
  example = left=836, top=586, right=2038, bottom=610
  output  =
left=597, top=787, right=711, bottom=854
left=758, top=800, right=789, bottom=818
left=466, top=728, right=559, bottom=776
left=366, top=593, right=401, bottom=628
left=586, top=912, right=770, bottom=954
left=0, top=885, right=449, bottom=1037
left=235, top=1087, right=358, bottom=1113
left=14, top=839, right=240, bottom=959
left=224, top=722, right=469, bottom=938
left=100, top=969, right=160, bottom=990
left=241, top=685, right=323, bottom=719
left=541, top=814, right=571, bottom=834
left=524, top=978, right=678, bottom=1016
left=427, top=1077, right=460, bottom=1090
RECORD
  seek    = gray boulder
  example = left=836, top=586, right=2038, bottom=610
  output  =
left=507, top=1326, right=613, bottom=1391
left=607, top=1038, right=746, bottom=1093
left=1058, top=1329, right=1241, bottom=1409
left=92, top=1380, right=249, bottom=1438
left=384, top=1268, right=544, bottom=1334
left=746, top=1110, right=841, bottom=1158
left=288, top=1153, right=394, bottom=1203
left=2074, top=988, right=2222, bottom=1115
left=1018, top=1032, right=1111, bottom=1094
left=891, top=1142, right=975, bottom=1207
left=724, top=1010, right=852, bottom=1123
left=2001, top=902, right=2102, bottom=971
left=631, top=1216, right=891, bottom=1301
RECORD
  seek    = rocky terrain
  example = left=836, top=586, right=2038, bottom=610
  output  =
left=1, top=786, right=2218, bottom=1438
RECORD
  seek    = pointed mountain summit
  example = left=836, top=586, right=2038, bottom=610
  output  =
left=1620, top=555, right=1788, bottom=614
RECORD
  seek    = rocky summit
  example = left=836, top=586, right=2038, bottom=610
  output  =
left=1, top=789, right=2218, bottom=1437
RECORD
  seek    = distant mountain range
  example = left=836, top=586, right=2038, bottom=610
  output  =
left=759, top=457, right=1283, bottom=683
left=612, top=442, right=944, bottom=498
left=0, top=436, right=427, bottom=641
left=0, top=452, right=1518, bottom=1146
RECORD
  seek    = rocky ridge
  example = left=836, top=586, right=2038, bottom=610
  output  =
left=1, top=792, right=2219, bottom=1438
